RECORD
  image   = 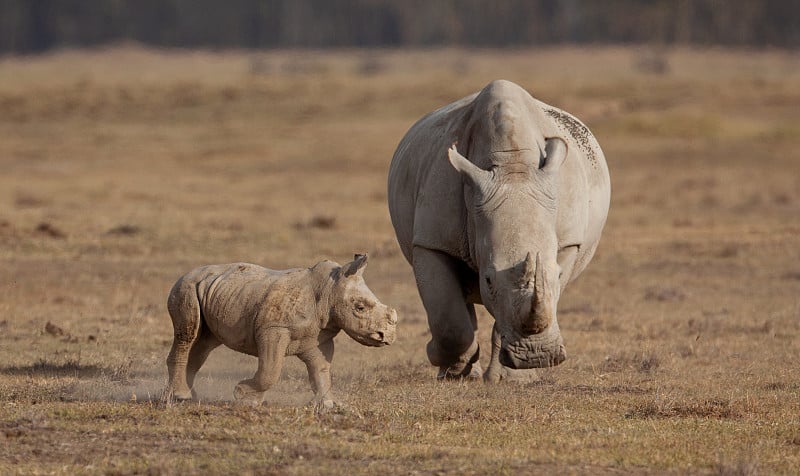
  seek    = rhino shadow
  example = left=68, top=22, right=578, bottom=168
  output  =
left=0, top=360, right=120, bottom=380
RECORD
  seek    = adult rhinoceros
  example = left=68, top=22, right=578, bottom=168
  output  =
left=388, top=80, right=610, bottom=381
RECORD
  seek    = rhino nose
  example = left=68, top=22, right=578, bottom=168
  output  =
left=383, top=329, right=397, bottom=345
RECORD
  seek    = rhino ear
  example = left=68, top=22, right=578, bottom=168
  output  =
left=342, top=253, right=368, bottom=277
left=541, top=137, right=568, bottom=172
left=447, top=143, right=493, bottom=191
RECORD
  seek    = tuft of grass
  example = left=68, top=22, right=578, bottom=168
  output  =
left=294, top=214, right=337, bottom=230
left=713, top=459, right=760, bottom=476
left=627, top=393, right=745, bottom=420
left=106, top=224, right=141, bottom=236
left=600, top=350, right=663, bottom=373
left=34, top=222, right=66, bottom=239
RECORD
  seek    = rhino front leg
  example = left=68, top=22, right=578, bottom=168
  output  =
left=413, top=247, right=482, bottom=380
left=299, top=339, right=336, bottom=411
left=484, top=322, right=503, bottom=383
left=234, top=328, right=290, bottom=405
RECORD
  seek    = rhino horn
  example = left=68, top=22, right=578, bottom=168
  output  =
left=521, top=251, right=535, bottom=286
left=447, top=143, right=493, bottom=192
left=523, top=252, right=550, bottom=335
left=534, top=252, right=545, bottom=310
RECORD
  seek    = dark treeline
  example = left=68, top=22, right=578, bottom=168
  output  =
left=1, top=0, right=798, bottom=54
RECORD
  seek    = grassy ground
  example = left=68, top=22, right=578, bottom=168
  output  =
left=1, top=45, right=799, bottom=475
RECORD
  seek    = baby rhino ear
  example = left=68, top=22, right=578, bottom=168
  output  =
left=342, top=253, right=369, bottom=277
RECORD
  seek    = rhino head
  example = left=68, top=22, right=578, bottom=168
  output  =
left=448, top=138, right=568, bottom=368
left=330, top=254, right=398, bottom=347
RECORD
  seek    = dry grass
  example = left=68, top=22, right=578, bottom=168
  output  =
left=1, top=45, right=799, bottom=475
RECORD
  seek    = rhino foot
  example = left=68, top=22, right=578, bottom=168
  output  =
left=437, top=359, right=484, bottom=381
left=161, top=388, right=194, bottom=403
left=484, top=366, right=541, bottom=384
left=311, top=398, right=344, bottom=414
left=233, top=381, right=266, bottom=406
left=309, top=395, right=357, bottom=415
left=175, top=390, right=195, bottom=401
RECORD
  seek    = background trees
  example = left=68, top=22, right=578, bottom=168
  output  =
left=0, top=0, right=797, bottom=54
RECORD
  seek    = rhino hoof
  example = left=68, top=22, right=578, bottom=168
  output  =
left=314, top=399, right=336, bottom=413
left=437, top=361, right=484, bottom=381
left=467, top=361, right=484, bottom=380
left=499, top=366, right=541, bottom=384
left=483, top=367, right=501, bottom=384
left=234, top=382, right=266, bottom=406
left=311, top=397, right=350, bottom=415
left=162, top=388, right=193, bottom=403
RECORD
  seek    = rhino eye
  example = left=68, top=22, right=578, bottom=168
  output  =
left=355, top=300, right=373, bottom=313
left=484, top=276, right=492, bottom=287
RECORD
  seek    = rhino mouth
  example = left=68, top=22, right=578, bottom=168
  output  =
left=499, top=322, right=566, bottom=369
left=368, top=330, right=396, bottom=346
left=347, top=328, right=396, bottom=347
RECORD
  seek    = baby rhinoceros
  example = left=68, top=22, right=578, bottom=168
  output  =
left=163, top=254, right=397, bottom=408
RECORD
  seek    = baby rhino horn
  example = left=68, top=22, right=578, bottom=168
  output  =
left=343, top=253, right=369, bottom=277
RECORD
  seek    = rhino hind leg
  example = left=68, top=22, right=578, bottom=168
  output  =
left=165, top=340, right=194, bottom=401
left=164, top=280, right=202, bottom=401
left=185, top=326, right=221, bottom=391
left=412, top=247, right=481, bottom=379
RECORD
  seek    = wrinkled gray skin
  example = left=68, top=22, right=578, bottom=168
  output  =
left=388, top=80, right=610, bottom=381
left=164, top=254, right=397, bottom=407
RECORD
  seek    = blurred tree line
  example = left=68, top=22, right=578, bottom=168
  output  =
left=1, top=0, right=798, bottom=54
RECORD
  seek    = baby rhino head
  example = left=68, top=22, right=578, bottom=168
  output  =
left=330, top=254, right=397, bottom=346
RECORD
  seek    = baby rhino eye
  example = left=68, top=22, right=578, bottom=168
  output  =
left=355, top=302, right=366, bottom=312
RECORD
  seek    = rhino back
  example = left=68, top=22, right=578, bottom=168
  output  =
left=190, top=263, right=316, bottom=354
left=388, top=80, right=610, bottom=278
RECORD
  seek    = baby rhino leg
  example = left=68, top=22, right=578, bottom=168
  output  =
left=185, top=328, right=221, bottom=392
left=234, top=328, right=291, bottom=405
left=164, top=279, right=202, bottom=401
left=299, top=339, right=335, bottom=410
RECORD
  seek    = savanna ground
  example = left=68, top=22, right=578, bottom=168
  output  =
left=0, top=45, right=798, bottom=475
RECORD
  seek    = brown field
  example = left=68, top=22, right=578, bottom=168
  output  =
left=1, top=45, right=799, bottom=475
